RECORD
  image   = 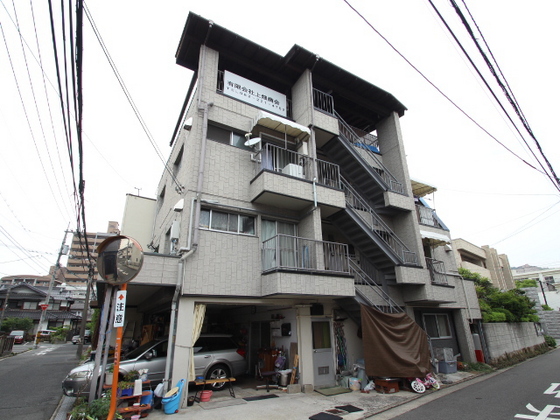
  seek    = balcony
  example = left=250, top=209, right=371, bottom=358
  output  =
left=262, top=234, right=349, bottom=274
left=249, top=144, right=345, bottom=213
left=261, top=235, right=354, bottom=297
left=416, top=205, right=446, bottom=229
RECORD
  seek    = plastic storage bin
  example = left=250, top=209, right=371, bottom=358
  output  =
left=162, top=379, right=185, bottom=414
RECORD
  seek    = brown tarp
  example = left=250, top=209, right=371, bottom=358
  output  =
left=361, top=304, right=431, bottom=378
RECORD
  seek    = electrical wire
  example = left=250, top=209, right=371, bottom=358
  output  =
left=83, top=2, right=184, bottom=193
left=446, top=0, right=560, bottom=191
left=341, top=0, right=559, bottom=192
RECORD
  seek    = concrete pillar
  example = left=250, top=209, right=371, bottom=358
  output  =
left=172, top=297, right=195, bottom=408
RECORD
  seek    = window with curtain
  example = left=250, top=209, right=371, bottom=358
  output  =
left=262, top=220, right=296, bottom=270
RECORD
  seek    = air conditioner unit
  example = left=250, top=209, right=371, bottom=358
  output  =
left=283, top=163, right=303, bottom=178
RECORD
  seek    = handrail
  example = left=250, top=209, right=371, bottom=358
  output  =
left=262, top=234, right=349, bottom=274
left=334, top=110, right=404, bottom=195
left=254, top=143, right=341, bottom=189
left=425, top=258, right=449, bottom=285
left=349, top=259, right=403, bottom=313
left=341, top=177, right=418, bottom=265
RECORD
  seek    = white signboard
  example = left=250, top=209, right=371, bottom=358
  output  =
left=223, top=70, right=287, bottom=116
left=114, top=290, right=127, bottom=327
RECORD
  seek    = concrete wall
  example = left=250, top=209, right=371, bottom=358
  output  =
left=483, top=322, right=545, bottom=361
left=522, top=287, right=560, bottom=339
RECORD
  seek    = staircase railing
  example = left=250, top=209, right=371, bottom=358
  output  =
left=342, top=177, right=418, bottom=265
left=349, top=259, right=402, bottom=313
left=334, top=109, right=404, bottom=195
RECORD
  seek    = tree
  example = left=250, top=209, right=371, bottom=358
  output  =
left=459, top=268, right=538, bottom=323
left=0, top=317, right=34, bottom=333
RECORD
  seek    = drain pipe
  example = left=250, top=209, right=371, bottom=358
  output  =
left=163, top=247, right=195, bottom=391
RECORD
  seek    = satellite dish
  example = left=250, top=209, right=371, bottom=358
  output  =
left=244, top=137, right=262, bottom=147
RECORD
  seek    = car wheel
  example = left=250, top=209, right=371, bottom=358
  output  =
left=206, top=364, right=230, bottom=390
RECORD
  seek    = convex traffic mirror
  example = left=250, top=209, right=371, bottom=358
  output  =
left=96, top=235, right=144, bottom=285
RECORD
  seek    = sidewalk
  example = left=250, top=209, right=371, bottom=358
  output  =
left=56, top=371, right=478, bottom=420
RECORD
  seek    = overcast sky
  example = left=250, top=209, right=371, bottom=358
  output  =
left=1, top=0, right=559, bottom=278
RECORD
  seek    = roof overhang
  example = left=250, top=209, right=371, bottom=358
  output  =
left=252, top=110, right=310, bottom=141
left=412, top=179, right=437, bottom=197
left=420, top=230, right=450, bottom=247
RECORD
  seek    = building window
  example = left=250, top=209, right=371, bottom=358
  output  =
left=207, top=123, right=251, bottom=151
left=173, top=145, right=184, bottom=177
left=200, top=209, right=255, bottom=235
left=422, top=313, right=452, bottom=339
left=23, top=301, right=37, bottom=310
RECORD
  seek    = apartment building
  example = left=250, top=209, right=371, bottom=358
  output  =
left=117, top=12, right=481, bottom=395
left=64, top=222, right=120, bottom=285
left=452, top=238, right=515, bottom=290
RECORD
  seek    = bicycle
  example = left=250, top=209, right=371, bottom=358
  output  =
left=409, top=372, right=440, bottom=394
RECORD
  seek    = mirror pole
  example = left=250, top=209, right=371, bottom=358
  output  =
left=107, top=283, right=128, bottom=420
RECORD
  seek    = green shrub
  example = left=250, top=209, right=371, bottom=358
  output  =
left=483, top=311, right=506, bottom=322
left=516, top=279, right=538, bottom=288
left=544, top=335, right=557, bottom=348
left=542, top=304, right=553, bottom=311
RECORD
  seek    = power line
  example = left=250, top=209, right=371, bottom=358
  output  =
left=341, top=0, right=558, bottom=192
left=446, top=0, right=560, bottom=191
left=83, top=2, right=184, bottom=193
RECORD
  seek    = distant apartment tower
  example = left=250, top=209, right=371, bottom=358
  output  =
left=452, top=238, right=515, bottom=290
left=63, top=222, right=120, bottom=285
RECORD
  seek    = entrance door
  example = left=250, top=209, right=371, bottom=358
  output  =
left=312, top=319, right=335, bottom=388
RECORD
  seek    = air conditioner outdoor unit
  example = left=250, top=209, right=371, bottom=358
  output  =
left=283, top=163, right=303, bottom=178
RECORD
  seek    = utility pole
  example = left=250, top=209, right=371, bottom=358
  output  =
left=34, top=226, right=70, bottom=348
left=76, top=261, right=95, bottom=358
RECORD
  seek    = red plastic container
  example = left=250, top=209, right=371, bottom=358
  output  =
left=200, top=390, right=213, bottom=402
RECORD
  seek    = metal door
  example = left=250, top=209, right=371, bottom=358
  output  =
left=312, top=319, right=335, bottom=388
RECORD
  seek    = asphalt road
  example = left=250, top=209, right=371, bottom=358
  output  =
left=0, top=342, right=81, bottom=420
left=378, top=347, right=560, bottom=419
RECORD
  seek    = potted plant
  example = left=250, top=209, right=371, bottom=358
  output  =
left=123, top=370, right=139, bottom=382
left=68, top=396, right=123, bottom=420
left=117, top=381, right=134, bottom=397
left=105, top=365, right=114, bottom=386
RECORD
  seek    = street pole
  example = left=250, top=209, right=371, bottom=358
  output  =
left=34, top=226, right=70, bottom=348
left=76, top=262, right=95, bottom=358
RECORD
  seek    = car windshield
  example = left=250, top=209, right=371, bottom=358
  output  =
left=122, top=340, right=162, bottom=360
left=11, top=330, right=24, bottom=335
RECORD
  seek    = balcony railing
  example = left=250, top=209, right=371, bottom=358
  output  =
left=416, top=205, right=445, bottom=229
left=254, top=143, right=341, bottom=189
left=426, top=258, right=448, bottom=285
left=262, top=234, right=349, bottom=274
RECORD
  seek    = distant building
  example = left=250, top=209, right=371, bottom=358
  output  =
left=0, top=283, right=82, bottom=334
left=120, top=194, right=157, bottom=252
left=513, top=265, right=560, bottom=311
left=0, top=275, right=62, bottom=288
left=452, top=238, right=515, bottom=290
left=63, top=221, right=120, bottom=285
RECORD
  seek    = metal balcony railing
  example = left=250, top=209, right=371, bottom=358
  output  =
left=262, top=234, right=349, bottom=274
left=426, top=258, right=449, bottom=285
left=254, top=143, right=341, bottom=189
left=342, top=178, right=418, bottom=265
left=416, top=205, right=445, bottom=229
